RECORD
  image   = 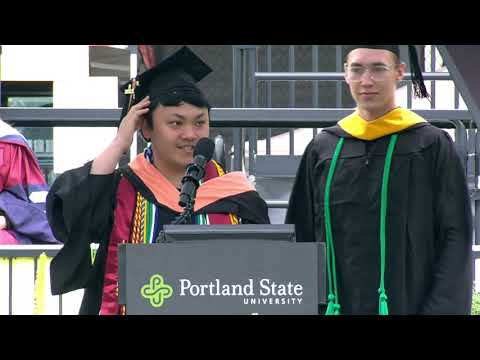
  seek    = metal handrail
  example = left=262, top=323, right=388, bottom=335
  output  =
left=255, top=72, right=452, bottom=82
left=0, top=244, right=62, bottom=257
left=0, top=107, right=472, bottom=128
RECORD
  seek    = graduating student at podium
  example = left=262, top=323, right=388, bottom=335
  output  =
left=47, top=46, right=270, bottom=315
left=286, top=45, right=472, bottom=315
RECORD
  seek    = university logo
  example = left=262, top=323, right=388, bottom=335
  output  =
left=141, top=274, right=173, bottom=308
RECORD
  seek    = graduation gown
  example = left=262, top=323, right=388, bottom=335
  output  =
left=0, top=120, right=58, bottom=245
left=47, top=154, right=270, bottom=314
left=286, top=108, right=472, bottom=315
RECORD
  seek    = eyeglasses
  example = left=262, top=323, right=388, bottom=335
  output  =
left=344, top=64, right=396, bottom=82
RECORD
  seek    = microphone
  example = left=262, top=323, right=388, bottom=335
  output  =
left=178, top=137, right=215, bottom=208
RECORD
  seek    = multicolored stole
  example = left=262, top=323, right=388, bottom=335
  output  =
left=130, top=159, right=242, bottom=245
left=100, top=157, right=254, bottom=315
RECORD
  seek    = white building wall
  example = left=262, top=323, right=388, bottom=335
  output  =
left=1, top=45, right=119, bottom=174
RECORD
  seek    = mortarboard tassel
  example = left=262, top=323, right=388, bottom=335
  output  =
left=408, top=45, right=430, bottom=99
left=138, top=45, right=156, bottom=70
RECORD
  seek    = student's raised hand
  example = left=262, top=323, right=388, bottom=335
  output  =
left=115, top=96, right=150, bottom=153
left=92, top=96, right=151, bottom=175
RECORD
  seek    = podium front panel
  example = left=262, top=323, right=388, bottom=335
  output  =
left=119, top=241, right=324, bottom=315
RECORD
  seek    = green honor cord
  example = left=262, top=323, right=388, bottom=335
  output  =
left=324, top=137, right=344, bottom=315
left=324, top=134, right=398, bottom=315
left=378, top=134, right=398, bottom=315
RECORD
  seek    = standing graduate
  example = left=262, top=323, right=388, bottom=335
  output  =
left=286, top=45, right=472, bottom=315
left=47, top=46, right=270, bottom=315
left=0, top=117, right=58, bottom=245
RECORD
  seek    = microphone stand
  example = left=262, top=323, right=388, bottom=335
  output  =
left=156, top=174, right=198, bottom=243
left=156, top=140, right=213, bottom=242
left=172, top=160, right=205, bottom=225
left=171, top=199, right=195, bottom=225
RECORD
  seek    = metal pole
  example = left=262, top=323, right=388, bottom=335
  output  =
left=248, top=47, right=258, bottom=176
left=266, top=45, right=272, bottom=155
left=8, top=258, right=12, bottom=315
left=476, top=131, right=480, bottom=246
left=430, top=46, right=436, bottom=109
left=129, top=45, right=138, bottom=160
left=232, top=46, right=243, bottom=171
left=336, top=45, right=342, bottom=108
left=452, top=119, right=468, bottom=171
left=288, top=46, right=295, bottom=155
left=312, top=45, right=319, bottom=137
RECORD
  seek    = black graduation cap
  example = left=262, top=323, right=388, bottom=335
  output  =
left=120, top=46, right=213, bottom=119
left=344, top=45, right=430, bottom=99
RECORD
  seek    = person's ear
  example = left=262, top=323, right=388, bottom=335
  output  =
left=343, top=63, right=351, bottom=85
left=140, top=130, right=151, bottom=143
left=140, top=118, right=152, bottom=143
left=396, top=62, right=407, bottom=82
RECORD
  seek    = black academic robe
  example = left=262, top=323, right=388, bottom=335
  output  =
left=46, top=161, right=270, bottom=314
left=286, top=123, right=473, bottom=315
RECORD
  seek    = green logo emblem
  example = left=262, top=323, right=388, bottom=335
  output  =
left=141, top=274, right=173, bottom=308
